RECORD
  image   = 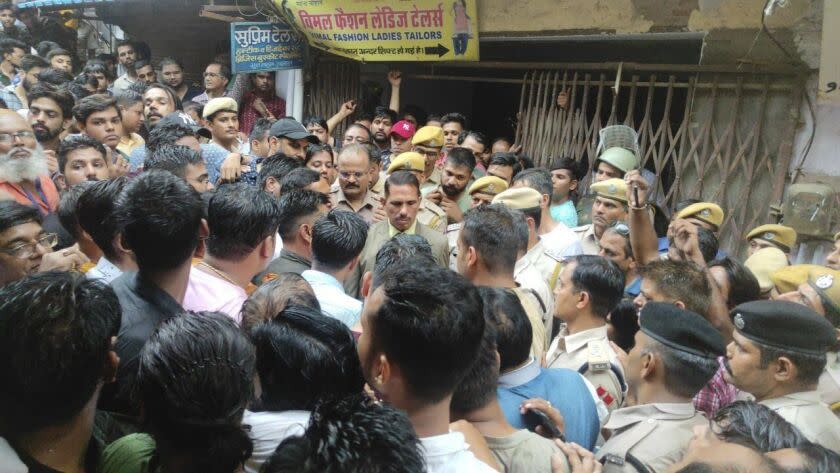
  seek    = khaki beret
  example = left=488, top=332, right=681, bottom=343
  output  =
left=731, top=300, right=836, bottom=356
left=770, top=264, right=824, bottom=294
left=411, top=126, right=444, bottom=148
left=469, top=176, right=508, bottom=197
left=746, top=224, right=797, bottom=252
left=744, top=247, right=789, bottom=293
left=387, top=152, right=425, bottom=174
left=590, top=178, right=628, bottom=204
left=202, top=97, right=238, bottom=119
left=808, top=267, right=840, bottom=325
left=492, top=187, right=541, bottom=210
left=675, top=202, right=724, bottom=228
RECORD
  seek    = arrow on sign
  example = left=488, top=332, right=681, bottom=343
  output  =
left=424, top=43, right=449, bottom=57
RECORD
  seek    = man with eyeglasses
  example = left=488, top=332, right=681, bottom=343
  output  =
left=192, top=62, right=231, bottom=106
left=0, top=200, right=88, bottom=286
left=0, top=111, right=61, bottom=215
left=330, top=144, right=384, bottom=225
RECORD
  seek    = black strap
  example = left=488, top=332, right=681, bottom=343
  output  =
left=600, top=453, right=652, bottom=473
left=525, top=287, right=547, bottom=314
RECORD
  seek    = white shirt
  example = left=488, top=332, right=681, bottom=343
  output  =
left=86, top=256, right=123, bottom=283
left=243, top=410, right=310, bottom=473
left=421, top=431, right=499, bottom=473
left=302, top=269, right=362, bottom=328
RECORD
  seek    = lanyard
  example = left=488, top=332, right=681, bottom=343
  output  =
left=17, top=178, right=49, bottom=215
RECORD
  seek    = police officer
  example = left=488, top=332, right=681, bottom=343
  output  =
left=572, top=178, right=629, bottom=255
left=744, top=247, right=789, bottom=296
left=411, top=126, right=445, bottom=197
left=546, top=255, right=626, bottom=415
left=746, top=224, right=797, bottom=258
left=597, top=302, right=725, bottom=472
left=724, top=299, right=840, bottom=451
left=386, top=152, right=446, bottom=233
left=446, top=176, right=508, bottom=270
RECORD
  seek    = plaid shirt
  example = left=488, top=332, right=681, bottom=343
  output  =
left=693, top=357, right=740, bottom=417
left=238, top=91, right=285, bottom=136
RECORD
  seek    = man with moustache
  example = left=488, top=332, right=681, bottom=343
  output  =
left=112, top=40, right=138, bottom=97
left=27, top=83, right=73, bottom=174
left=370, top=106, right=397, bottom=157
left=239, top=72, right=285, bottom=136
left=0, top=54, right=48, bottom=111
left=159, top=57, right=202, bottom=101
left=0, top=111, right=60, bottom=215
left=142, top=83, right=180, bottom=130
left=426, top=147, right=475, bottom=224
left=330, top=144, right=383, bottom=225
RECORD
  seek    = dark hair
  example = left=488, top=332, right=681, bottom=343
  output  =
left=0, top=272, right=120, bottom=434
left=302, top=115, right=328, bottom=130
left=280, top=167, right=321, bottom=193
left=670, top=227, right=720, bottom=264
left=182, top=100, right=203, bottom=118
left=789, top=442, right=840, bottom=473
left=567, top=255, right=625, bottom=319
left=77, top=177, right=129, bottom=261
left=344, top=123, right=372, bottom=143
left=57, top=181, right=95, bottom=239
left=71, top=93, right=119, bottom=125
left=143, top=82, right=182, bottom=112
left=513, top=168, right=553, bottom=200
left=249, top=117, right=272, bottom=142
left=401, top=104, right=427, bottom=126
left=250, top=305, right=364, bottom=411
left=0, top=38, right=26, bottom=57
left=145, top=144, right=204, bottom=179
left=603, top=222, right=633, bottom=259
left=638, top=259, right=711, bottom=316
left=258, top=153, right=302, bottom=190
left=608, top=299, right=639, bottom=352
left=310, top=210, right=368, bottom=271
left=239, top=275, right=320, bottom=333
left=550, top=157, right=584, bottom=181
left=0, top=2, right=12, bottom=11
left=115, top=89, right=141, bottom=108
left=489, top=152, right=522, bottom=175
left=478, top=287, right=532, bottom=371
left=366, top=143, right=382, bottom=166
left=354, top=109, right=374, bottom=123
left=643, top=338, right=719, bottom=398
left=146, top=123, right=197, bottom=153
left=461, top=204, right=520, bottom=274
left=137, top=312, right=255, bottom=473
left=115, top=39, right=135, bottom=54
left=384, top=170, right=421, bottom=196
left=46, top=48, right=71, bottom=61
left=708, top=257, right=761, bottom=309
left=0, top=200, right=41, bottom=234
left=21, top=54, right=48, bottom=73
left=445, top=146, right=476, bottom=170
left=426, top=113, right=442, bottom=124
left=206, top=61, right=231, bottom=81
left=263, top=394, right=425, bottom=473
left=304, top=143, right=334, bottom=165
left=440, top=112, right=467, bottom=128
left=27, top=82, right=74, bottom=119
left=115, top=170, right=204, bottom=272
left=457, top=130, right=488, bottom=149
left=757, top=342, right=826, bottom=385
left=36, top=68, right=73, bottom=87
left=36, top=41, right=62, bottom=58
left=517, top=155, right=534, bottom=170
left=451, top=292, right=498, bottom=414
left=158, top=57, right=183, bottom=70
left=132, top=58, right=151, bottom=71
left=206, top=183, right=280, bottom=261
left=510, top=208, right=529, bottom=253
left=713, top=401, right=806, bottom=452
left=57, top=134, right=106, bottom=175
left=368, top=265, right=485, bottom=403
left=372, top=234, right=436, bottom=287
left=373, top=106, right=398, bottom=124
left=276, top=189, right=329, bottom=240
left=83, top=61, right=113, bottom=80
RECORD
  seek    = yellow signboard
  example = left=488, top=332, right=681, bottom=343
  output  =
left=276, top=0, right=479, bottom=62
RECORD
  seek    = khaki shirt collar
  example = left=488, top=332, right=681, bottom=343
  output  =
left=760, top=390, right=822, bottom=409
left=389, top=220, right=417, bottom=237
left=334, top=186, right=379, bottom=213
left=605, top=403, right=698, bottom=431
left=562, top=325, right=610, bottom=354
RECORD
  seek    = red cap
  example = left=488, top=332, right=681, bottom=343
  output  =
left=390, top=120, right=416, bottom=139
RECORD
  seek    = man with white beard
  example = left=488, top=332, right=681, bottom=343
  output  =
left=0, top=111, right=60, bottom=215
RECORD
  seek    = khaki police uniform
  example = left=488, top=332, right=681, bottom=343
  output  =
left=512, top=287, right=548, bottom=362
left=573, top=224, right=600, bottom=255
left=522, top=239, right=563, bottom=291
left=546, top=325, right=626, bottom=412
left=819, top=351, right=840, bottom=413
left=420, top=167, right=441, bottom=197
left=514, top=257, right=555, bottom=339
left=596, top=403, right=706, bottom=473
left=446, top=222, right=461, bottom=271
left=330, top=186, right=382, bottom=226
left=760, top=391, right=840, bottom=451
left=416, top=198, right=446, bottom=233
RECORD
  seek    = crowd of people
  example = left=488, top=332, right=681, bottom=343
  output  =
left=1, top=5, right=840, bottom=473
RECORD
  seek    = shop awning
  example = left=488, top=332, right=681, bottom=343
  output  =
left=17, top=0, right=118, bottom=9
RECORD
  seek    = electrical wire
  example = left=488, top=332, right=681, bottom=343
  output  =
left=236, top=0, right=268, bottom=18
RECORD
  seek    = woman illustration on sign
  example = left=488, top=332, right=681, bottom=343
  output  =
left=452, top=0, right=471, bottom=56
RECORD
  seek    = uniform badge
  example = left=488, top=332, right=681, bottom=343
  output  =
left=734, top=313, right=745, bottom=330
left=608, top=184, right=617, bottom=194
left=701, top=209, right=711, bottom=217
left=816, top=274, right=834, bottom=290
left=764, top=232, right=775, bottom=240
left=486, top=184, right=496, bottom=193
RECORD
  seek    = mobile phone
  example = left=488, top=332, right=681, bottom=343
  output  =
left=523, top=408, right=565, bottom=440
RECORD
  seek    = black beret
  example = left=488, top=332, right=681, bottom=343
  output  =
left=730, top=300, right=836, bottom=356
left=639, top=302, right=726, bottom=359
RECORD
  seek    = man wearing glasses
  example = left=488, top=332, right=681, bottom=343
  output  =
left=330, top=144, right=384, bottom=225
left=0, top=111, right=60, bottom=215
left=192, top=62, right=231, bottom=106
left=0, top=200, right=88, bottom=286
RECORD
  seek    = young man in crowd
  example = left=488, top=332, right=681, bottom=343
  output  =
left=115, top=91, right=145, bottom=156
left=427, top=147, right=476, bottom=224
left=239, top=71, right=285, bottom=135
left=72, top=94, right=125, bottom=162
left=441, top=112, right=467, bottom=153
left=144, top=144, right=213, bottom=194
left=27, top=82, right=74, bottom=157
left=203, top=97, right=242, bottom=153
left=0, top=272, right=121, bottom=473
left=486, top=152, right=521, bottom=186
left=370, top=106, right=397, bottom=155
left=746, top=223, right=797, bottom=259
left=330, top=144, right=383, bottom=225
left=112, top=40, right=138, bottom=96
left=512, top=168, right=582, bottom=260
left=548, top=157, right=581, bottom=229
left=184, top=184, right=280, bottom=321
left=0, top=54, right=48, bottom=111
left=388, top=119, right=415, bottom=166
left=77, top=177, right=137, bottom=283
left=303, top=209, right=368, bottom=328
left=0, top=38, right=25, bottom=86
left=358, top=263, right=497, bottom=472
left=47, top=48, right=73, bottom=73
left=458, top=130, right=491, bottom=175
left=160, top=57, right=202, bottom=101
left=260, top=189, right=330, bottom=278
left=55, top=135, right=109, bottom=189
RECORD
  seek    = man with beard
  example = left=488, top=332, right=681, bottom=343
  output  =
left=0, top=55, right=48, bottom=111
left=596, top=302, right=725, bottom=472
left=159, top=57, right=202, bottom=101
left=142, top=82, right=180, bottom=130
left=27, top=83, right=73, bottom=156
left=56, top=135, right=109, bottom=189
left=440, top=112, right=466, bottom=154
left=0, top=38, right=25, bottom=87
left=0, top=111, right=60, bottom=215
left=111, top=40, right=138, bottom=97
left=239, top=71, right=285, bottom=136
left=370, top=106, right=397, bottom=155
left=426, top=147, right=475, bottom=225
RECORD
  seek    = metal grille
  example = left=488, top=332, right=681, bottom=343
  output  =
left=514, top=67, right=804, bottom=254
left=304, top=58, right=361, bottom=140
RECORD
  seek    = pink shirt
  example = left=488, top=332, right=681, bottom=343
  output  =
left=183, top=267, right=247, bottom=323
